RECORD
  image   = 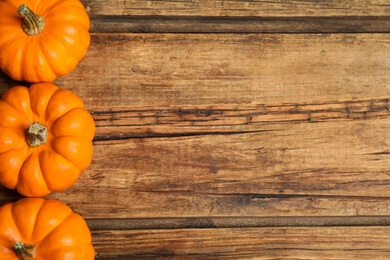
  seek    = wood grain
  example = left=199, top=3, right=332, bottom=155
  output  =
left=93, top=227, right=390, bottom=259
left=0, top=1, right=389, bottom=258
left=83, top=0, right=390, bottom=18
left=90, top=99, right=390, bottom=138
left=45, top=116, right=390, bottom=218
left=15, top=33, right=383, bottom=219
left=0, top=33, right=388, bottom=220
left=51, top=33, right=390, bottom=109
left=86, top=0, right=390, bottom=34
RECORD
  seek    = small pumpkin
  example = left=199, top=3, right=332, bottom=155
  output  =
left=0, top=83, right=95, bottom=197
left=0, top=198, right=95, bottom=259
left=0, top=0, right=90, bottom=83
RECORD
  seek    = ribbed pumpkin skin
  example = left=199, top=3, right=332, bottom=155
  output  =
left=0, top=83, right=95, bottom=197
left=0, top=0, right=90, bottom=83
left=0, top=198, right=95, bottom=259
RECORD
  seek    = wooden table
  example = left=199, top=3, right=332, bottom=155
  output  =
left=1, top=1, right=390, bottom=259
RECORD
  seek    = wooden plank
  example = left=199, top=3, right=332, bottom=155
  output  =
left=92, top=227, right=390, bottom=259
left=84, top=0, right=390, bottom=33
left=51, top=33, right=390, bottom=110
left=43, top=116, right=390, bottom=218
left=2, top=102, right=390, bottom=219
left=0, top=33, right=388, bottom=219
left=83, top=0, right=390, bottom=18
left=0, top=1, right=387, bottom=258
left=90, top=98, right=390, bottom=138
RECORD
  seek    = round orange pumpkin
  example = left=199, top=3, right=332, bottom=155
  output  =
left=0, top=198, right=95, bottom=259
left=0, top=83, right=95, bottom=197
left=0, top=0, right=90, bottom=83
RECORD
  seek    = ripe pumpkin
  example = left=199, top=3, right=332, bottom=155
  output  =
left=0, top=198, right=95, bottom=259
left=0, top=83, right=95, bottom=197
left=0, top=0, right=90, bottom=83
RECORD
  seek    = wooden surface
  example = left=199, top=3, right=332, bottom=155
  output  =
left=1, top=0, right=390, bottom=259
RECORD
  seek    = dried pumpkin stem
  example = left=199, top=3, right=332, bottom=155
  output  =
left=17, top=4, right=45, bottom=36
left=13, top=242, right=36, bottom=260
left=25, top=122, right=48, bottom=148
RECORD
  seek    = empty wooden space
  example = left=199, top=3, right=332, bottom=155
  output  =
left=0, top=0, right=389, bottom=259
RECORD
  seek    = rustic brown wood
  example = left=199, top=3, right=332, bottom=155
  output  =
left=9, top=33, right=381, bottom=220
left=52, top=33, right=390, bottom=109
left=47, top=117, right=390, bottom=218
left=83, top=0, right=390, bottom=18
left=85, top=0, right=390, bottom=33
left=89, top=98, right=390, bottom=138
left=0, top=1, right=389, bottom=259
left=92, top=227, right=390, bottom=259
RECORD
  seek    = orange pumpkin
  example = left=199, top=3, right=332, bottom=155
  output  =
left=0, top=0, right=90, bottom=83
left=0, top=198, right=95, bottom=259
left=0, top=83, right=95, bottom=197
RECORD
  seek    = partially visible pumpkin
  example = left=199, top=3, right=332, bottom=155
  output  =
left=0, top=83, right=95, bottom=197
left=0, top=0, right=90, bottom=83
left=0, top=198, right=95, bottom=259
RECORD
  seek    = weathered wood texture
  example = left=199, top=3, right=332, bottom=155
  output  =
left=84, top=0, right=390, bottom=33
left=83, top=0, right=390, bottom=17
left=33, top=33, right=386, bottom=220
left=93, top=227, right=390, bottom=259
left=49, top=118, right=390, bottom=218
left=83, top=0, right=390, bottom=33
left=55, top=34, right=390, bottom=108
left=0, top=1, right=389, bottom=259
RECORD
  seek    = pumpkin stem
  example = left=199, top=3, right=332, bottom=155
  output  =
left=17, top=4, right=45, bottom=36
left=25, top=122, right=48, bottom=148
left=13, top=242, right=36, bottom=260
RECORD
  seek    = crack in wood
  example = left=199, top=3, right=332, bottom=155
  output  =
left=91, top=98, right=390, bottom=141
left=93, top=129, right=277, bottom=141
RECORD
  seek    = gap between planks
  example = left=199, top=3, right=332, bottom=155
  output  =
left=83, top=0, right=390, bottom=18
left=86, top=216, right=390, bottom=230
left=90, top=16, right=390, bottom=34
